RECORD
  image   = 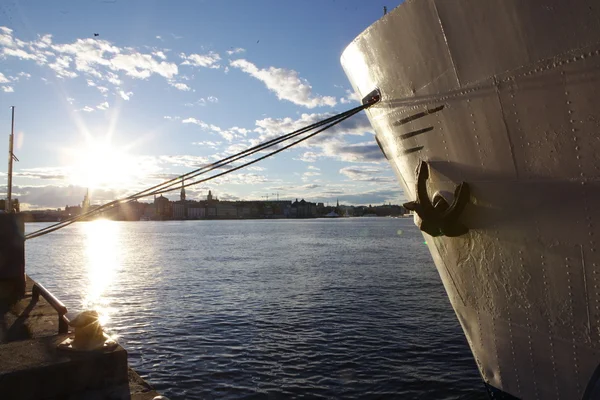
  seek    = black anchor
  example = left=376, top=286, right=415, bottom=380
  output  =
left=403, top=160, right=470, bottom=237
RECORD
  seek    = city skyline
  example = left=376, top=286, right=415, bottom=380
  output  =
left=25, top=187, right=406, bottom=222
left=0, top=1, right=404, bottom=210
left=59, top=188, right=402, bottom=210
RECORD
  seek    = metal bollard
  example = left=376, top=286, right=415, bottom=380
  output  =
left=0, top=213, right=25, bottom=300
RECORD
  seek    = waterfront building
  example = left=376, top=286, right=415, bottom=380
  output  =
left=187, top=206, right=205, bottom=219
left=142, top=203, right=156, bottom=220
left=216, top=201, right=237, bottom=218
left=64, top=204, right=81, bottom=217
left=109, top=200, right=142, bottom=221
left=236, top=203, right=253, bottom=218
left=172, top=203, right=186, bottom=219
left=154, top=195, right=172, bottom=219
left=291, top=199, right=317, bottom=218
left=63, top=191, right=91, bottom=218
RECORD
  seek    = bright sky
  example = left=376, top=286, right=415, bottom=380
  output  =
left=0, top=0, right=405, bottom=210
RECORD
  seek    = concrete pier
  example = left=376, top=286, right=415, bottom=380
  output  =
left=0, top=276, right=161, bottom=399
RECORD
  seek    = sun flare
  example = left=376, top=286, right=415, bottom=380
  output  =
left=67, top=137, right=139, bottom=191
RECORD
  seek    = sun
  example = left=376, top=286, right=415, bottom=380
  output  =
left=67, top=137, right=139, bottom=191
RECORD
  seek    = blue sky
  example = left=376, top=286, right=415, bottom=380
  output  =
left=0, top=0, right=404, bottom=210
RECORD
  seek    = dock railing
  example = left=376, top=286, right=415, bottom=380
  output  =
left=31, top=281, right=70, bottom=334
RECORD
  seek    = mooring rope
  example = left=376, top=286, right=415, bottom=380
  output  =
left=25, top=98, right=379, bottom=240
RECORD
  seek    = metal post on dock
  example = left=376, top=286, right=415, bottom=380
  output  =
left=7, top=106, right=15, bottom=213
left=0, top=107, right=24, bottom=300
left=0, top=213, right=25, bottom=300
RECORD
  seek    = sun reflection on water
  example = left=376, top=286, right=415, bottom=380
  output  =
left=82, top=220, right=121, bottom=330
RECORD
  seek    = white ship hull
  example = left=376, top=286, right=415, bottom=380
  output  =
left=342, top=1, right=600, bottom=399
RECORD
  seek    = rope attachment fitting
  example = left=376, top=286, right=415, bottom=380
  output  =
left=362, top=88, right=381, bottom=107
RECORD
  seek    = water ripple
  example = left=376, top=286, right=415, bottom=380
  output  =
left=26, top=219, right=487, bottom=399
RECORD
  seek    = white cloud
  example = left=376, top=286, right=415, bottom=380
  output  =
left=34, top=34, right=53, bottom=49
left=251, top=112, right=381, bottom=163
left=96, top=101, right=109, bottom=110
left=50, top=38, right=119, bottom=76
left=223, top=143, right=247, bottom=155
left=192, top=141, right=222, bottom=150
left=163, top=115, right=181, bottom=121
left=185, top=110, right=378, bottom=165
left=180, top=51, right=221, bottom=69
left=169, top=81, right=192, bottom=91
left=301, top=171, right=321, bottom=183
left=118, top=90, right=133, bottom=100
left=2, top=86, right=14, bottom=93
left=18, top=72, right=31, bottom=79
left=97, top=86, right=109, bottom=94
left=79, top=106, right=94, bottom=112
left=0, top=29, right=14, bottom=48
left=48, top=55, right=77, bottom=78
left=66, top=97, right=75, bottom=104
left=231, top=126, right=248, bottom=135
left=0, top=28, right=179, bottom=88
left=3, top=47, right=48, bottom=64
left=321, top=141, right=385, bottom=163
left=14, top=166, right=68, bottom=181
left=110, top=52, right=178, bottom=79
left=181, top=118, right=243, bottom=142
left=153, top=51, right=167, bottom=60
left=308, top=166, right=320, bottom=171
left=339, top=166, right=393, bottom=182
left=247, top=166, right=265, bottom=171
left=8, top=184, right=121, bottom=210
left=193, top=140, right=221, bottom=146
left=0, top=72, right=9, bottom=83
left=159, top=155, right=209, bottom=168
left=340, top=89, right=361, bottom=104
left=209, top=172, right=270, bottom=186
left=254, top=111, right=372, bottom=143
left=185, top=96, right=218, bottom=107
left=219, top=131, right=234, bottom=142
left=182, top=117, right=208, bottom=128
left=295, top=152, right=319, bottom=162
left=226, top=47, right=245, bottom=55
left=106, top=72, right=121, bottom=86
left=229, top=59, right=336, bottom=108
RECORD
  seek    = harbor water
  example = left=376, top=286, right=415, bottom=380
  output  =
left=25, top=218, right=487, bottom=399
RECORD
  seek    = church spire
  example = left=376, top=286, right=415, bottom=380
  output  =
left=180, top=178, right=186, bottom=201
left=82, top=188, right=90, bottom=210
